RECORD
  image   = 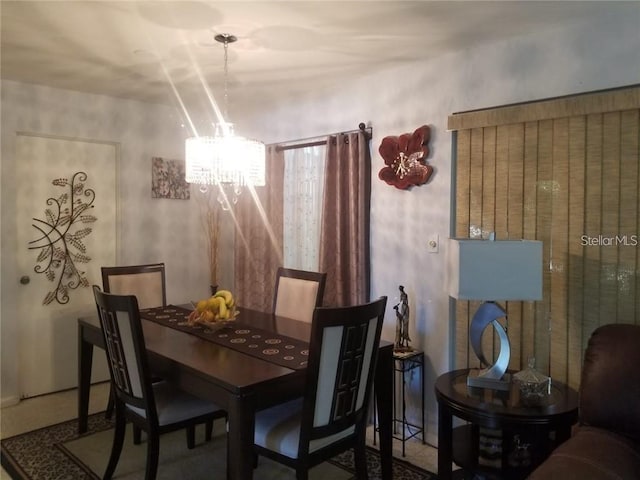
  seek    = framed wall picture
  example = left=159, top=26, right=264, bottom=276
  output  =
left=151, top=157, right=190, bottom=199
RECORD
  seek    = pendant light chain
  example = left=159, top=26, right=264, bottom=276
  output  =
left=215, top=33, right=236, bottom=122
left=222, top=36, right=229, bottom=121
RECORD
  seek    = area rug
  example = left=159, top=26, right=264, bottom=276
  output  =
left=1, top=413, right=437, bottom=480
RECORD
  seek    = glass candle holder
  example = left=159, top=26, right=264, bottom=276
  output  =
left=513, top=357, right=551, bottom=407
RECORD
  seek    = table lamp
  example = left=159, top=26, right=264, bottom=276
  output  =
left=447, top=236, right=543, bottom=390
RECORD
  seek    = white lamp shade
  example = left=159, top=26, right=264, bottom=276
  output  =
left=447, top=239, right=543, bottom=301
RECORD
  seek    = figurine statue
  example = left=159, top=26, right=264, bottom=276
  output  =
left=394, top=285, right=412, bottom=352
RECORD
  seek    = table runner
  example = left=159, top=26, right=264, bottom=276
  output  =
left=140, top=305, right=309, bottom=370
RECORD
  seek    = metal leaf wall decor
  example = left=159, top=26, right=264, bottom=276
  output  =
left=29, top=171, right=96, bottom=305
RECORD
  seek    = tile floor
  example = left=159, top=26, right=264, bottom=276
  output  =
left=0, top=382, right=440, bottom=478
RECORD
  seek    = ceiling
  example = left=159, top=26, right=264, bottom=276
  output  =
left=0, top=1, right=619, bottom=116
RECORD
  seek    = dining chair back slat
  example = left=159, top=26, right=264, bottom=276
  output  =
left=273, top=267, right=326, bottom=323
left=101, top=263, right=166, bottom=310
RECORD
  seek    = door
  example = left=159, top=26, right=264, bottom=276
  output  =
left=16, top=133, right=117, bottom=397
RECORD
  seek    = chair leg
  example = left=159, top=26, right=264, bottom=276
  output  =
left=295, top=469, right=308, bottom=480
left=145, top=433, right=160, bottom=480
left=354, top=433, right=369, bottom=480
left=186, top=425, right=196, bottom=449
left=103, top=404, right=126, bottom=480
left=105, top=384, right=115, bottom=420
left=133, top=425, right=143, bottom=445
left=205, top=420, right=213, bottom=441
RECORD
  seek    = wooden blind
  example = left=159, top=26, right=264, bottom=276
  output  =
left=449, top=85, right=640, bottom=389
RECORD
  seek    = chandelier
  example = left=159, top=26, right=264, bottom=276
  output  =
left=185, top=33, right=265, bottom=208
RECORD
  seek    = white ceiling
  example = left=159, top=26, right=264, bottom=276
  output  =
left=0, top=1, right=621, bottom=115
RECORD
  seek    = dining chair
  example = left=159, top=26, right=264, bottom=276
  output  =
left=254, top=296, right=388, bottom=480
left=92, top=286, right=227, bottom=480
left=101, top=263, right=214, bottom=444
left=101, top=263, right=166, bottom=427
left=273, top=267, right=327, bottom=323
left=101, top=263, right=167, bottom=309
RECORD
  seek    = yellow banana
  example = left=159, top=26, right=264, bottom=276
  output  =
left=206, top=296, right=219, bottom=310
left=196, top=299, right=208, bottom=313
left=214, top=289, right=235, bottom=308
left=217, top=297, right=228, bottom=319
left=193, top=293, right=234, bottom=322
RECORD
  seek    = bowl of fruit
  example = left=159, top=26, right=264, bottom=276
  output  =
left=188, top=289, right=238, bottom=325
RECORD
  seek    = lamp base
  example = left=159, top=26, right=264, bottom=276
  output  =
left=467, top=369, right=512, bottom=391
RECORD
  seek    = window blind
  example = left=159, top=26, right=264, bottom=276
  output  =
left=449, top=85, right=640, bottom=388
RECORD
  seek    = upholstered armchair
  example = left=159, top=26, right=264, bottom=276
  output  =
left=527, top=323, right=640, bottom=479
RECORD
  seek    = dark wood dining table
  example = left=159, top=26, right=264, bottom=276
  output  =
left=77, top=305, right=394, bottom=480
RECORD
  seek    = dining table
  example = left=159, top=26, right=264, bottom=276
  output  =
left=77, top=304, right=394, bottom=480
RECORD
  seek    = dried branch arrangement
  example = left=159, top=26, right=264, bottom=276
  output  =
left=196, top=189, right=220, bottom=287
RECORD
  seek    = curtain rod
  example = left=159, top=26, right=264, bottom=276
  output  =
left=274, top=123, right=372, bottom=152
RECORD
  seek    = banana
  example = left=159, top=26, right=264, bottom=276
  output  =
left=217, top=298, right=228, bottom=319
left=206, top=296, right=219, bottom=310
left=214, top=289, right=235, bottom=308
left=191, top=291, right=236, bottom=323
left=195, top=299, right=208, bottom=313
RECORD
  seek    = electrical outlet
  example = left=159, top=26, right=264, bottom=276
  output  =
left=427, top=234, right=439, bottom=253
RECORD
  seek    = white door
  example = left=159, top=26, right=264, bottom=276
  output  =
left=16, top=133, right=117, bottom=397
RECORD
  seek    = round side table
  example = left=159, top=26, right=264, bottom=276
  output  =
left=435, top=369, right=578, bottom=480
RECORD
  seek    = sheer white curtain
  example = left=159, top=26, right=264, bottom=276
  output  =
left=283, top=145, right=326, bottom=270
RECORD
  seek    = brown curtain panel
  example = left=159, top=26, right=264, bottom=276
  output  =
left=449, top=86, right=640, bottom=389
left=319, top=132, right=372, bottom=307
left=233, top=145, right=284, bottom=312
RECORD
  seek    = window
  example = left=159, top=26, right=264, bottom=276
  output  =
left=283, top=145, right=326, bottom=270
